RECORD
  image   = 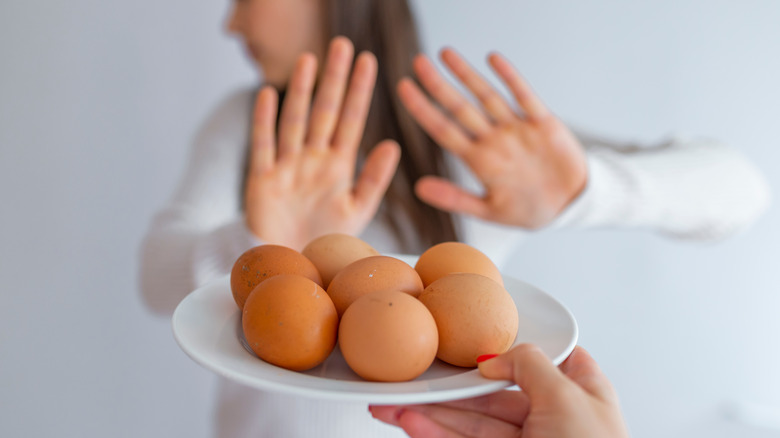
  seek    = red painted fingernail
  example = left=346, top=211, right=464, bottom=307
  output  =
left=477, top=354, right=498, bottom=363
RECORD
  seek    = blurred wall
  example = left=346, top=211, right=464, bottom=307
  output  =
left=1, top=1, right=778, bottom=437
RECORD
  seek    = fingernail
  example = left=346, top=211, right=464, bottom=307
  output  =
left=477, top=354, right=498, bottom=363
left=394, top=408, right=406, bottom=422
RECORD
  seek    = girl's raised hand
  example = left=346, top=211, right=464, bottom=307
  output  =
left=244, top=37, right=401, bottom=250
left=398, top=49, right=587, bottom=229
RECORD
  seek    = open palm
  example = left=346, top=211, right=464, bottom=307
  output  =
left=399, top=49, right=587, bottom=229
left=244, top=37, right=400, bottom=250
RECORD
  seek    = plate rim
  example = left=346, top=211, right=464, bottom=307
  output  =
left=172, top=258, right=578, bottom=404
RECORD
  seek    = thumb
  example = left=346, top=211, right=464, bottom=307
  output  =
left=353, top=140, right=401, bottom=211
left=559, top=346, right=618, bottom=403
left=478, top=344, right=570, bottom=402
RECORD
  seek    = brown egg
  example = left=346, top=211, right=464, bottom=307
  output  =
left=339, top=290, right=438, bottom=382
left=418, top=273, right=518, bottom=368
left=242, top=274, right=338, bottom=372
left=326, top=255, right=424, bottom=316
left=414, top=241, right=503, bottom=288
left=301, top=233, right=379, bottom=289
left=230, top=245, right=322, bottom=310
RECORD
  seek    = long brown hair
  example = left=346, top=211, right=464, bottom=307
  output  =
left=323, top=0, right=458, bottom=250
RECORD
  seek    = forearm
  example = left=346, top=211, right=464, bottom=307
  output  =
left=138, top=89, right=259, bottom=315
left=139, top=211, right=260, bottom=316
left=552, top=136, right=771, bottom=240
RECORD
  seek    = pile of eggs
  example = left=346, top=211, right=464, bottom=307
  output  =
left=230, top=234, right=519, bottom=382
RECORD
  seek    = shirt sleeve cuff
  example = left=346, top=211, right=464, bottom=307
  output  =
left=546, top=151, right=653, bottom=230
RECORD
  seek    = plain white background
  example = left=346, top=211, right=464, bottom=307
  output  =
left=1, top=0, right=778, bottom=437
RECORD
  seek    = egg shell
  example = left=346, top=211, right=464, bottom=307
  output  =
left=414, top=241, right=503, bottom=288
left=230, top=244, right=322, bottom=310
left=339, top=289, right=439, bottom=382
left=326, top=255, right=424, bottom=316
left=418, top=273, right=518, bottom=368
left=242, top=274, right=338, bottom=372
left=301, top=233, right=379, bottom=289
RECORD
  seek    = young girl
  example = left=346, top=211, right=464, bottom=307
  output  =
left=140, top=0, right=769, bottom=436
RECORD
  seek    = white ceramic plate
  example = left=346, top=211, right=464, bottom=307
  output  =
left=172, top=255, right=578, bottom=405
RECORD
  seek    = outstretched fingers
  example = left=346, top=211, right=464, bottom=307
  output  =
left=440, top=48, right=516, bottom=124
left=278, top=53, right=318, bottom=159
left=307, top=37, right=355, bottom=149
left=412, top=54, right=492, bottom=137
left=488, top=53, right=549, bottom=122
left=250, top=86, right=279, bottom=173
left=331, top=51, right=378, bottom=153
left=353, top=140, right=401, bottom=214
left=397, top=78, right=472, bottom=155
left=414, top=176, right=491, bottom=219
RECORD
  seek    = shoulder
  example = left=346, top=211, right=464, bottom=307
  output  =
left=197, top=87, right=256, bottom=139
left=190, top=87, right=256, bottom=160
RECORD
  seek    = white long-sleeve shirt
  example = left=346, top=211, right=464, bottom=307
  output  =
left=139, top=87, right=770, bottom=438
